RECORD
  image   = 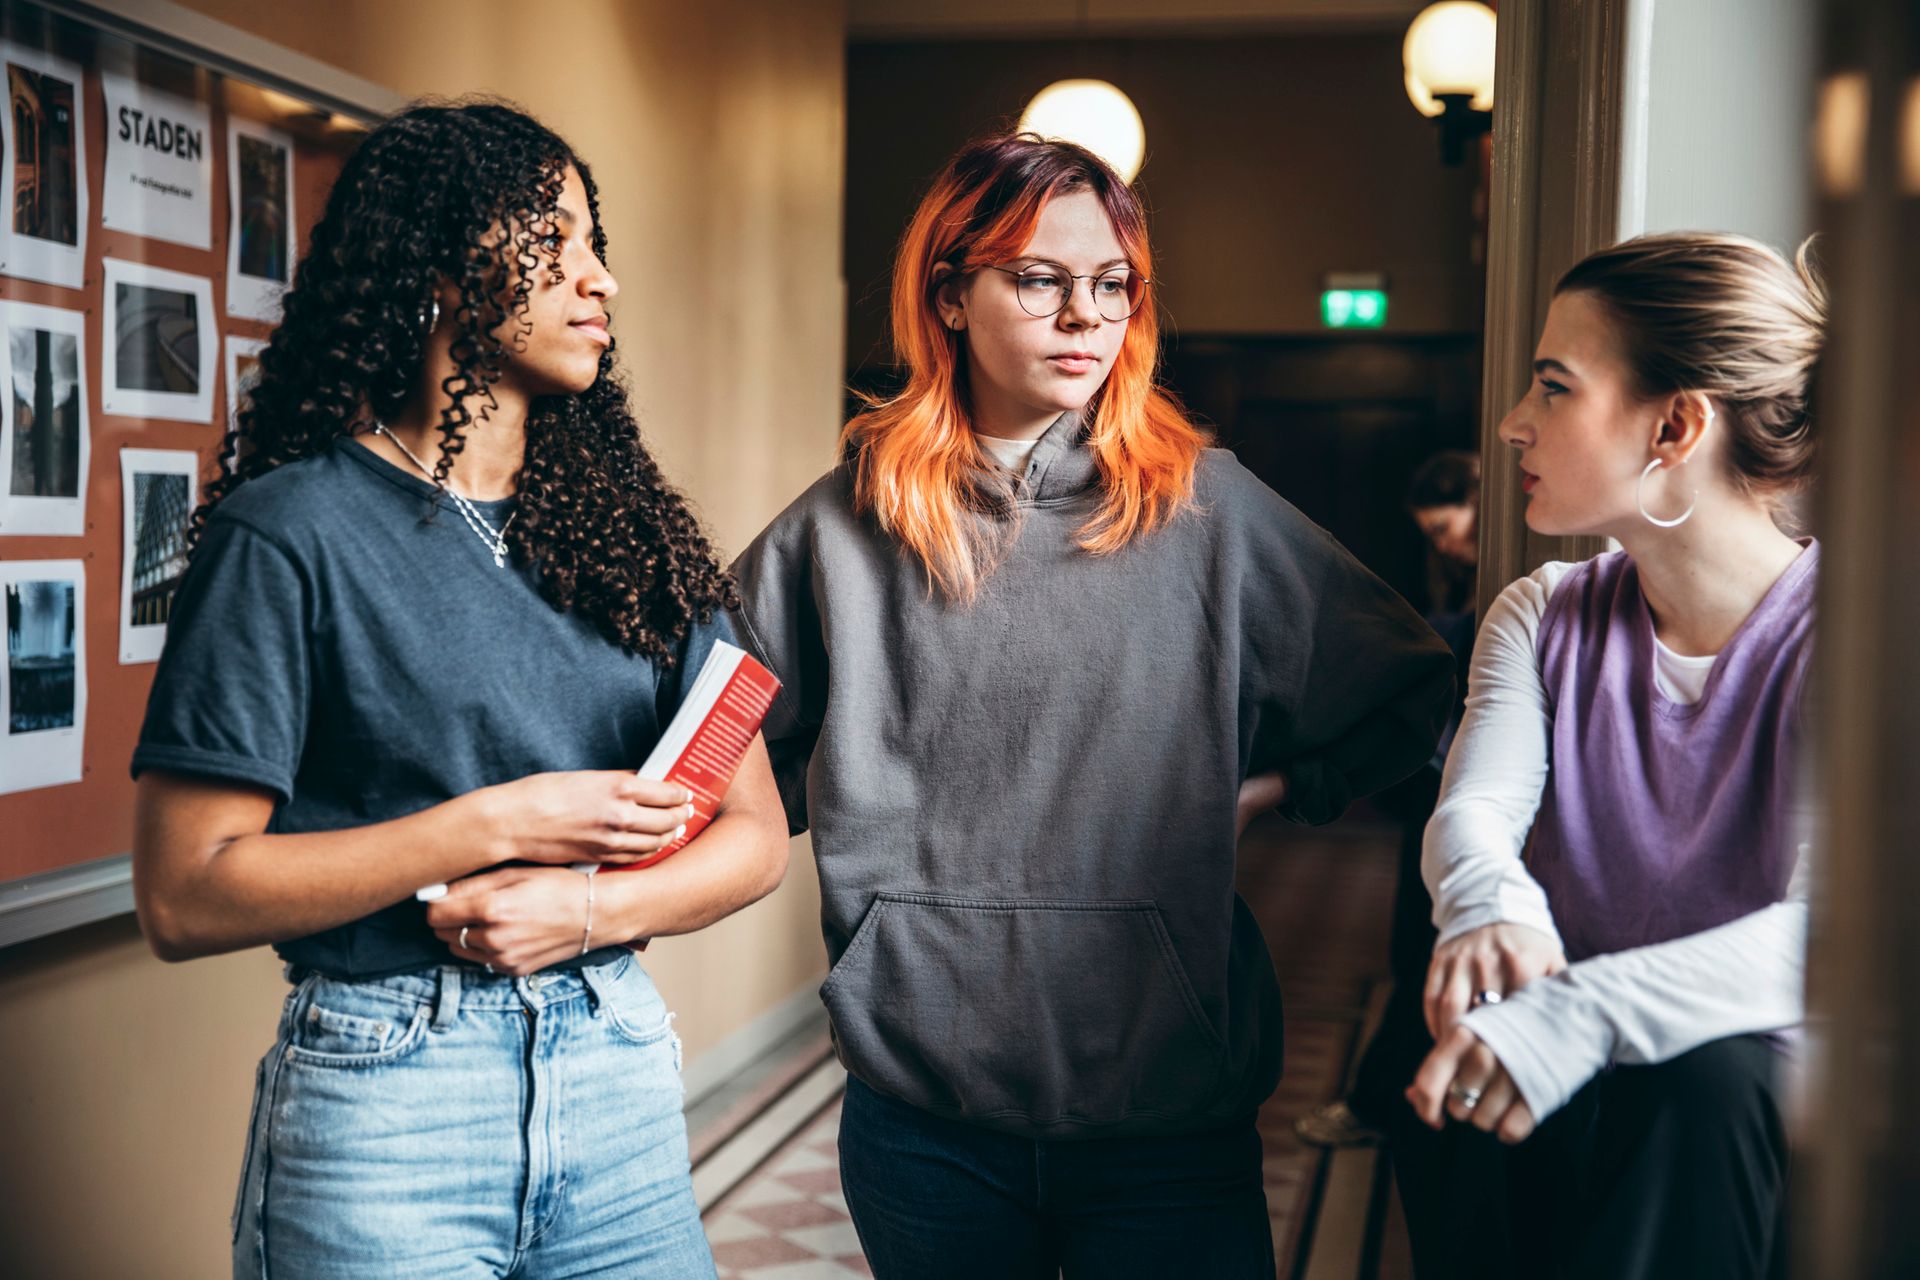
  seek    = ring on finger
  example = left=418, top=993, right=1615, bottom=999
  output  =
left=1471, top=989, right=1503, bottom=1008
left=459, top=925, right=470, bottom=951
left=1448, top=1081, right=1484, bottom=1111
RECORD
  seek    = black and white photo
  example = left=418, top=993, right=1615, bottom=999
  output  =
left=102, top=258, right=217, bottom=422
left=0, top=558, right=85, bottom=795
left=0, top=301, right=89, bottom=537
left=119, top=448, right=196, bottom=664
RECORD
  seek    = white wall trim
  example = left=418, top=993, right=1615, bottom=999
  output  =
left=681, top=981, right=827, bottom=1109
left=1614, top=0, right=1656, bottom=239
left=39, top=0, right=405, bottom=120
left=0, top=853, right=134, bottom=950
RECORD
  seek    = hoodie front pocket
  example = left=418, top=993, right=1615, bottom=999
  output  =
left=820, top=893, right=1226, bottom=1129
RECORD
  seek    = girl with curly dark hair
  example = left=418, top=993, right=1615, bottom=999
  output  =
left=130, top=100, right=784, bottom=1277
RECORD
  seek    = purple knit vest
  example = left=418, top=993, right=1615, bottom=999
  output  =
left=1530, top=543, right=1818, bottom=963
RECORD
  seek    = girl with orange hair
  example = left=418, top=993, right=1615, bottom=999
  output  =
left=732, top=134, right=1455, bottom=1277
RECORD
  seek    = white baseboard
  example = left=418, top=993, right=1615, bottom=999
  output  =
left=681, top=981, right=826, bottom=1109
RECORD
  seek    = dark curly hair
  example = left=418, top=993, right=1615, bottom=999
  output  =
left=201, top=98, right=737, bottom=663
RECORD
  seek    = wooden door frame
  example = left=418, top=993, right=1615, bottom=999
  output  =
left=1802, top=0, right=1920, bottom=1273
left=1475, top=0, right=1653, bottom=615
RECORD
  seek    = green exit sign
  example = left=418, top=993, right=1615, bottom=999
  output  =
left=1321, top=288, right=1388, bottom=329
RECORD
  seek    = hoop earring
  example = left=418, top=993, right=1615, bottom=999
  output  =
left=418, top=296, right=440, bottom=338
left=1637, top=459, right=1697, bottom=528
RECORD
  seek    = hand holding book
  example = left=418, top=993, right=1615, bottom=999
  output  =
left=416, top=641, right=781, bottom=902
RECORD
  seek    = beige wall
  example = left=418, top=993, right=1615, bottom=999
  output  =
left=0, top=2, right=845, bottom=1275
left=845, top=33, right=1483, bottom=373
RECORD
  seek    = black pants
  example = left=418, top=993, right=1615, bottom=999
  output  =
left=1351, top=805, right=1788, bottom=1278
left=1351, top=810, right=1442, bottom=1128
left=836, top=1076, right=1274, bottom=1280
left=1507, top=1034, right=1791, bottom=1280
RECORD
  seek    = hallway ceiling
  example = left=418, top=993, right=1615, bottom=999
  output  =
left=850, top=0, right=1432, bottom=41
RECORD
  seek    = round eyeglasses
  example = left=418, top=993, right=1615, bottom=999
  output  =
left=982, top=262, right=1150, bottom=322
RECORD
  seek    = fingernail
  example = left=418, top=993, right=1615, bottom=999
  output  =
left=674, top=824, right=686, bottom=840
left=685, top=804, right=697, bottom=820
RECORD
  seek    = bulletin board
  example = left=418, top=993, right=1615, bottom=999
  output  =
left=0, top=0, right=384, bottom=943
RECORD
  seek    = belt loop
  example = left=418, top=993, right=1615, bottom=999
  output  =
left=433, top=965, right=461, bottom=1030
left=579, top=958, right=610, bottom=1017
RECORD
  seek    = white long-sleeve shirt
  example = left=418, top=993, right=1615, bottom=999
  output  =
left=1423, top=563, right=1811, bottom=1120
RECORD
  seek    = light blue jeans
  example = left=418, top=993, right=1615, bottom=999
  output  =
left=232, top=955, right=714, bottom=1278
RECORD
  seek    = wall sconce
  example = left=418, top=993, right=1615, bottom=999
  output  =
left=1404, top=1, right=1496, bottom=165
left=1019, top=79, right=1146, bottom=182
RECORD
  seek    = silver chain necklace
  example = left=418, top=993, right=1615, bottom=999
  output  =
left=372, top=425, right=517, bottom=568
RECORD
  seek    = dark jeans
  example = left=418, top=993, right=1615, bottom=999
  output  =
left=836, top=1076, right=1274, bottom=1280
left=1508, top=1035, right=1791, bottom=1280
left=1350, top=809, right=1442, bottom=1129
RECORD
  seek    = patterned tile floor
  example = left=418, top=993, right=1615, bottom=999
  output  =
left=702, top=1098, right=868, bottom=1279
left=699, top=814, right=1399, bottom=1278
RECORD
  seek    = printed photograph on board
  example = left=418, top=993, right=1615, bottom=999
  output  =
left=0, top=557, right=85, bottom=795
left=101, top=258, right=217, bottom=422
left=0, top=45, right=89, bottom=288
left=6, top=577, right=75, bottom=733
left=8, top=324, right=80, bottom=497
left=237, top=134, right=287, bottom=278
left=0, top=301, right=89, bottom=537
left=226, top=119, right=296, bottom=320
left=118, top=448, right=197, bottom=664
left=9, top=64, right=77, bottom=245
left=116, top=282, right=202, bottom=394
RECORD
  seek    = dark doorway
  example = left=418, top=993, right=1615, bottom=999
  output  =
left=1163, top=334, right=1481, bottom=609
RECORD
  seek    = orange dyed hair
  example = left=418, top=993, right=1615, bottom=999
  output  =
left=843, top=133, right=1208, bottom=601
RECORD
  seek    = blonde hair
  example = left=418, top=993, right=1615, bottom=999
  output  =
left=1556, top=231, right=1826, bottom=501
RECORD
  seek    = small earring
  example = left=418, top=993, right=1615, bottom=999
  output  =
left=1637, top=459, right=1697, bottom=528
left=418, top=296, right=440, bottom=337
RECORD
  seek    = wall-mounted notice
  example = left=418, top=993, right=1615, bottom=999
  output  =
left=100, top=64, right=214, bottom=250
left=102, top=257, right=216, bottom=423
left=119, top=448, right=197, bottom=665
left=0, top=43, right=90, bottom=289
left=0, top=559, right=86, bottom=797
left=227, top=118, right=296, bottom=321
left=0, top=301, right=90, bottom=537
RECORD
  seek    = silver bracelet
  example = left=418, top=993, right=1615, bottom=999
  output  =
left=580, top=871, right=596, bottom=957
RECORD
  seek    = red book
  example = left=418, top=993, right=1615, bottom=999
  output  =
left=607, top=640, right=781, bottom=871
left=414, top=641, right=779, bottom=905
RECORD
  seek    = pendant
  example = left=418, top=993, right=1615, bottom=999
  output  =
left=493, top=546, right=507, bottom=569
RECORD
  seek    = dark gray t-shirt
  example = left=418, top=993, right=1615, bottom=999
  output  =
left=133, top=436, right=733, bottom=979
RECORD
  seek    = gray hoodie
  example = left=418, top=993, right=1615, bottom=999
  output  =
left=731, top=415, right=1454, bottom=1140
